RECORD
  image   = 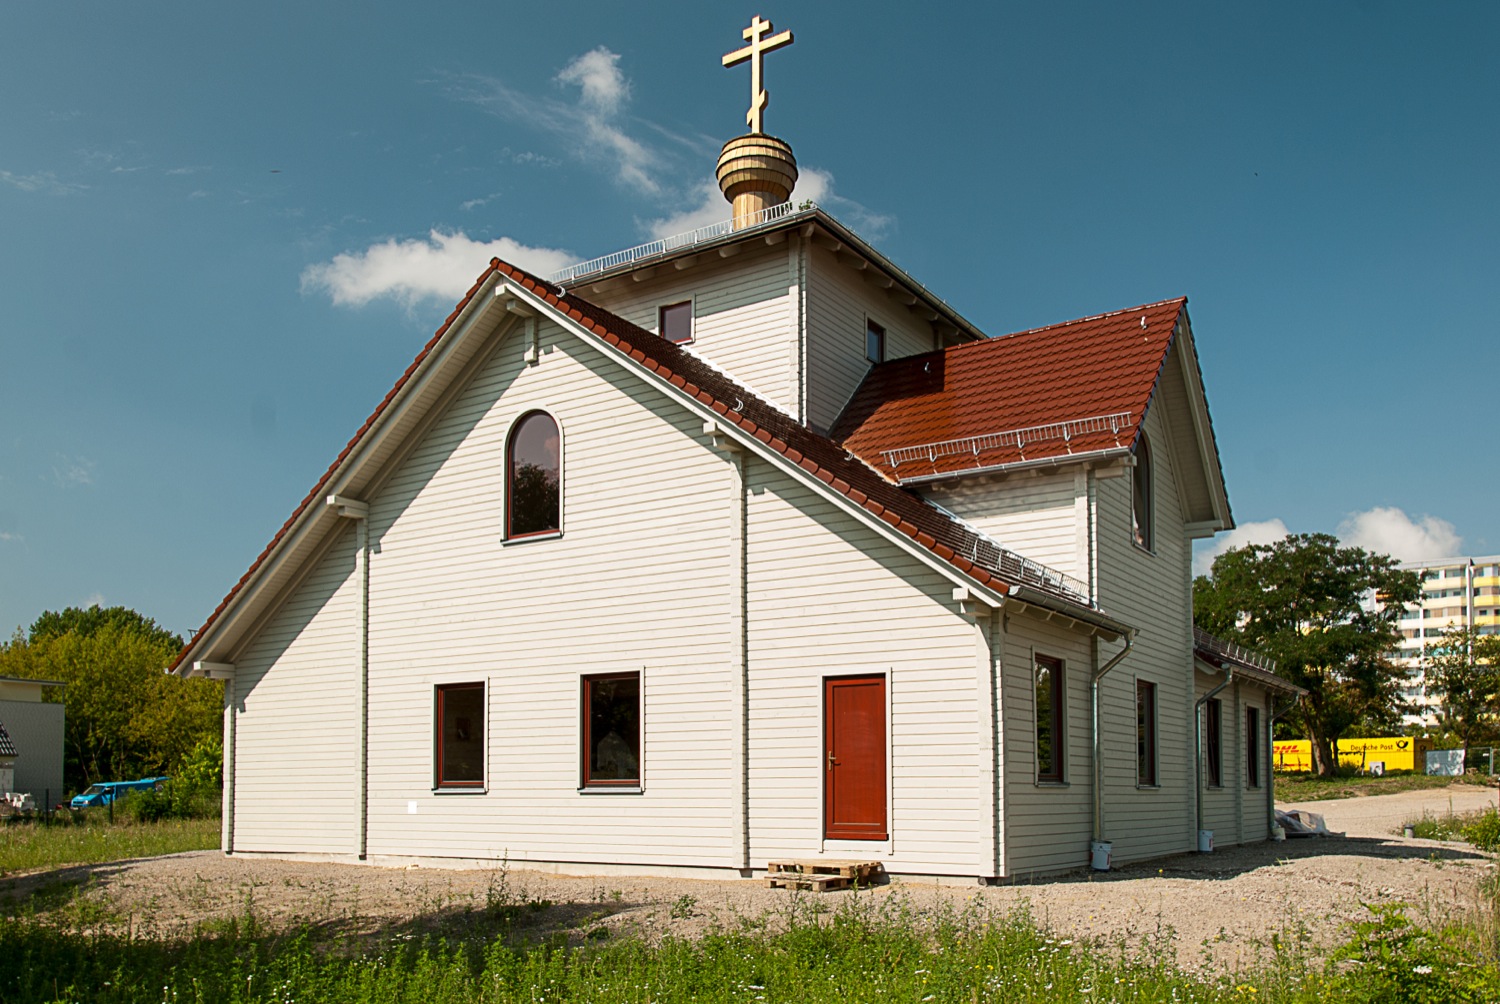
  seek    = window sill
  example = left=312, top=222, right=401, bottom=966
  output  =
left=578, top=786, right=643, bottom=795
left=1136, top=783, right=1161, bottom=790
left=1132, top=541, right=1156, bottom=557
left=503, top=530, right=563, bottom=546
left=1034, top=780, right=1069, bottom=788
left=432, top=787, right=487, bottom=795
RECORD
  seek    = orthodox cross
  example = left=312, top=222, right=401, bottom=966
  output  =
left=722, top=15, right=794, bottom=135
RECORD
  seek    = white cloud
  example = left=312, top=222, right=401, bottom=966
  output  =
left=460, top=192, right=501, bottom=211
left=302, top=229, right=577, bottom=309
left=49, top=455, right=96, bottom=488
left=642, top=168, right=893, bottom=241
left=0, top=531, right=21, bottom=544
left=82, top=592, right=106, bottom=608
left=556, top=47, right=629, bottom=116
left=1337, top=506, right=1462, bottom=563
left=1, top=169, right=85, bottom=195
left=1192, top=518, right=1290, bottom=576
left=450, top=47, right=660, bottom=195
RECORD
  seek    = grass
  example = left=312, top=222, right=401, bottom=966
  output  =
left=0, top=814, right=220, bottom=877
left=1273, top=769, right=1478, bottom=803
left=1405, top=806, right=1500, bottom=851
left=0, top=891, right=1498, bottom=1003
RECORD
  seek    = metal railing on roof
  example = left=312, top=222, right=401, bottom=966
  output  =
left=547, top=201, right=807, bottom=287
left=1193, top=626, right=1279, bottom=674
left=881, top=412, right=1134, bottom=469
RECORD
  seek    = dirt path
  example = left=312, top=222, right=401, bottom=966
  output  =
left=4, top=784, right=1494, bottom=971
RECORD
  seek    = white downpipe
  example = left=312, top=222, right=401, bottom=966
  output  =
left=1091, top=632, right=1136, bottom=844
left=327, top=495, right=370, bottom=860
left=1195, top=666, right=1234, bottom=850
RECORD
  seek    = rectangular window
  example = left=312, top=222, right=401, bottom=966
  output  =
left=865, top=319, right=885, bottom=364
left=1035, top=655, right=1064, bottom=782
left=659, top=300, right=693, bottom=344
left=582, top=672, right=641, bottom=787
left=1205, top=698, right=1223, bottom=788
left=435, top=683, right=485, bottom=789
left=1246, top=706, right=1261, bottom=788
left=1136, top=679, right=1157, bottom=786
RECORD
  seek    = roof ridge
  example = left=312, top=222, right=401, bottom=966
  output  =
left=945, top=296, right=1188, bottom=353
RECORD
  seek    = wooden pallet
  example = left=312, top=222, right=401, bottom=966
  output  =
left=763, top=859, right=883, bottom=891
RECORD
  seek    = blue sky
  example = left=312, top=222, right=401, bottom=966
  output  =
left=1, top=1, right=1496, bottom=638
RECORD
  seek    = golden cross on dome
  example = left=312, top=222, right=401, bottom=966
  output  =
left=722, top=15, right=794, bottom=135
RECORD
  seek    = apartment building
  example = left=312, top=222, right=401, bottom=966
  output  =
left=1392, top=555, right=1500, bottom=727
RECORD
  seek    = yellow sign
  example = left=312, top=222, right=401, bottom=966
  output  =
left=1272, top=736, right=1435, bottom=773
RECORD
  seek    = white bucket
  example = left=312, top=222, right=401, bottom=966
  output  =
left=1198, top=829, right=1214, bottom=853
left=1089, top=840, right=1113, bottom=872
left=1271, top=824, right=1286, bottom=842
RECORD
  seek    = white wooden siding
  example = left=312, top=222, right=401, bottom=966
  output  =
left=360, top=319, right=739, bottom=868
left=744, top=463, right=987, bottom=876
left=806, top=245, right=935, bottom=432
left=232, top=525, right=361, bottom=853
left=921, top=471, right=1085, bottom=581
left=1089, top=400, right=1198, bottom=864
left=584, top=241, right=799, bottom=419
left=998, top=611, right=1095, bottom=876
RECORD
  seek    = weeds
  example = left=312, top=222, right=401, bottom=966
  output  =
left=0, top=815, right=219, bottom=877
left=0, top=884, right=1498, bottom=1003
left=1404, top=806, right=1500, bottom=850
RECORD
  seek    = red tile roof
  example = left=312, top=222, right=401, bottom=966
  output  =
left=173, top=261, right=1128, bottom=672
left=834, top=298, right=1187, bottom=481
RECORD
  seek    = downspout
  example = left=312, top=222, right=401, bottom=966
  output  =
left=705, top=424, right=750, bottom=872
left=1267, top=694, right=1295, bottom=837
left=224, top=674, right=236, bottom=854
left=1091, top=631, right=1136, bottom=844
left=1194, top=664, right=1234, bottom=848
left=327, top=495, right=370, bottom=860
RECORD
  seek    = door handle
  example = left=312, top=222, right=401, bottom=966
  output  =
left=827, top=752, right=838, bottom=770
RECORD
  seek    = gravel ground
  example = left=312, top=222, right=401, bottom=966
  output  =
left=5, top=784, right=1495, bottom=971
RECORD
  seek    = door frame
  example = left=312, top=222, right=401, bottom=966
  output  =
left=821, top=673, right=890, bottom=843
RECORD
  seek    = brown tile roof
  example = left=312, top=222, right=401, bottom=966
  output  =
left=173, top=260, right=1132, bottom=672
left=833, top=298, right=1187, bottom=482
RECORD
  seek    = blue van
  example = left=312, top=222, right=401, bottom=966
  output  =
left=70, top=777, right=170, bottom=809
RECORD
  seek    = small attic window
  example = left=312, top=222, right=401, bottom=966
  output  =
left=865, top=319, right=885, bottom=364
left=659, top=301, right=693, bottom=344
left=1132, top=433, right=1154, bottom=552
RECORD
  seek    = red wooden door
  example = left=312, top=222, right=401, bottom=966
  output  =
left=824, top=676, right=888, bottom=840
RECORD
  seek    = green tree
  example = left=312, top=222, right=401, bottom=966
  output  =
left=0, top=606, right=221, bottom=791
left=1426, top=625, right=1500, bottom=762
left=1194, top=533, right=1420, bottom=777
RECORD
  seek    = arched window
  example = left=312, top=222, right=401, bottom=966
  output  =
left=1132, top=432, right=1153, bottom=552
left=507, top=411, right=561, bottom=538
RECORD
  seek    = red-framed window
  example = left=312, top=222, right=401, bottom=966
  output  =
left=1205, top=698, right=1223, bottom=788
left=865, top=319, right=885, bottom=364
left=659, top=300, right=693, bottom=344
left=1136, top=679, right=1157, bottom=786
left=506, top=411, right=561, bottom=539
left=1132, top=433, right=1154, bottom=552
left=581, top=672, right=640, bottom=787
left=435, top=683, right=485, bottom=789
left=1246, top=706, right=1261, bottom=789
left=1035, top=654, right=1065, bottom=782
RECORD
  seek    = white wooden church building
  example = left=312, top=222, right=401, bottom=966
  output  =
left=173, top=23, right=1300, bottom=881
